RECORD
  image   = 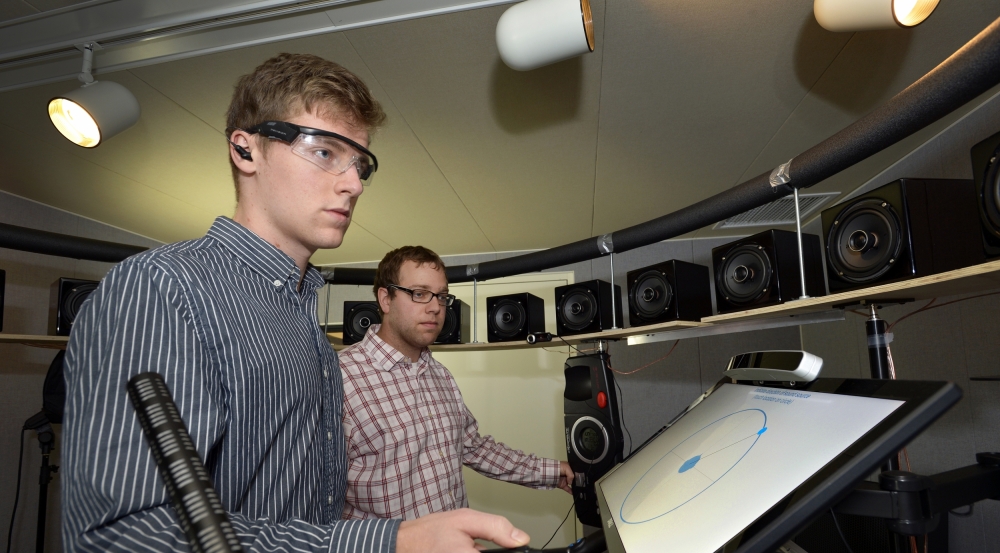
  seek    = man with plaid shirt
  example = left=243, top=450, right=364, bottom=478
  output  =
left=339, top=246, right=574, bottom=520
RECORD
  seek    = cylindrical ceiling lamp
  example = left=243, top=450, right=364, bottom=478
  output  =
left=814, top=0, right=941, bottom=32
left=496, top=0, right=595, bottom=71
left=47, top=44, right=140, bottom=148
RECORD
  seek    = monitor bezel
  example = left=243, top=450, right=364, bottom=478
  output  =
left=595, top=378, right=962, bottom=553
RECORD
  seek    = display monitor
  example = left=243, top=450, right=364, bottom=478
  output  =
left=595, top=378, right=960, bottom=553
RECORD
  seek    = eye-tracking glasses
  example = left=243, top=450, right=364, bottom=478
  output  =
left=387, top=284, right=456, bottom=307
left=244, top=121, right=378, bottom=185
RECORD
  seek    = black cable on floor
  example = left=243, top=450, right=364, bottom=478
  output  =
left=6, top=428, right=26, bottom=553
left=541, top=502, right=576, bottom=549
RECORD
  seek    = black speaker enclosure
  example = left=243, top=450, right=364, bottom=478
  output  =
left=343, top=301, right=381, bottom=345
left=486, top=292, right=545, bottom=343
left=49, top=277, right=99, bottom=336
left=712, top=229, right=825, bottom=314
left=554, top=279, right=622, bottom=337
left=821, top=178, right=985, bottom=293
left=626, top=260, right=712, bottom=326
left=971, top=131, right=1000, bottom=258
left=434, top=299, right=471, bottom=344
left=564, top=352, right=623, bottom=527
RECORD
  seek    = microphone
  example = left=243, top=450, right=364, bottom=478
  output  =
left=127, top=373, right=243, bottom=553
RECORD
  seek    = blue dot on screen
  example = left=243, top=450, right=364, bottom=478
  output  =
left=678, top=455, right=702, bottom=473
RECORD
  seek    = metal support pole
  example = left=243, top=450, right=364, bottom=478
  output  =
left=473, top=278, right=478, bottom=343
left=609, top=253, right=619, bottom=329
left=793, top=188, right=810, bottom=300
left=866, top=304, right=900, bottom=477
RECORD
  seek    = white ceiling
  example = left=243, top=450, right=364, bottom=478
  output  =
left=0, top=0, right=999, bottom=265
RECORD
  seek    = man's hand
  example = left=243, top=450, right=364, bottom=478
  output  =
left=557, top=461, right=574, bottom=494
left=396, top=508, right=530, bottom=553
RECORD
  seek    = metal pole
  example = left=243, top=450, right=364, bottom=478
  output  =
left=793, top=188, right=810, bottom=300
left=473, top=279, right=478, bottom=343
left=865, top=304, right=900, bottom=476
left=609, top=253, right=618, bottom=329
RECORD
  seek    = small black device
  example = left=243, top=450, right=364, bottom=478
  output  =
left=434, top=299, right=470, bottom=344
left=712, top=229, right=824, bottom=314
left=822, top=178, right=985, bottom=292
left=526, top=332, right=553, bottom=344
left=554, top=279, right=622, bottom=337
left=565, top=352, right=624, bottom=527
left=486, top=292, right=545, bottom=343
left=49, top=277, right=99, bottom=336
left=971, top=130, right=1000, bottom=257
left=626, top=260, right=712, bottom=326
left=342, top=301, right=381, bottom=345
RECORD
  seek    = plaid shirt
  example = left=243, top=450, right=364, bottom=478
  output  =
left=338, top=325, right=561, bottom=520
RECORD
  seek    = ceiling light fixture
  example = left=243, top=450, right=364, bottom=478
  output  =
left=496, top=0, right=595, bottom=71
left=814, top=0, right=941, bottom=32
left=47, top=43, right=140, bottom=148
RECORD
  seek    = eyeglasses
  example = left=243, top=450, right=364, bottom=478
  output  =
left=245, top=121, right=378, bottom=185
left=387, top=284, right=456, bottom=306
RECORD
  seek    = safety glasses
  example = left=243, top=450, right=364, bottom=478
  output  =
left=247, top=121, right=378, bottom=185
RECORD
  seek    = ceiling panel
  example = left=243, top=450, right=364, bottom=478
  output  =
left=343, top=2, right=606, bottom=252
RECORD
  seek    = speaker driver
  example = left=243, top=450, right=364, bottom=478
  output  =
left=558, top=289, right=597, bottom=331
left=441, top=306, right=457, bottom=338
left=629, top=270, right=673, bottom=319
left=981, top=146, right=1000, bottom=237
left=348, top=304, right=380, bottom=337
left=489, top=299, right=526, bottom=338
left=63, top=282, right=98, bottom=325
left=718, top=245, right=771, bottom=303
left=827, top=198, right=903, bottom=283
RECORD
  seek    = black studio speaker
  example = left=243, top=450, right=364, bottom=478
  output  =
left=434, top=299, right=470, bottom=344
left=486, top=293, right=545, bottom=343
left=626, top=260, right=712, bottom=326
left=712, top=229, right=824, bottom=314
left=971, top=131, right=1000, bottom=257
left=822, top=178, right=985, bottom=293
left=564, top=352, right=623, bottom=527
left=554, top=279, right=622, bottom=337
left=49, top=277, right=99, bottom=336
left=343, top=301, right=381, bottom=345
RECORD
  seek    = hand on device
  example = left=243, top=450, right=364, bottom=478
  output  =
left=396, top=508, right=530, bottom=553
left=557, top=461, right=574, bottom=494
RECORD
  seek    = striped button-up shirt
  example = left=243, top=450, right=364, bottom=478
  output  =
left=62, top=217, right=399, bottom=552
left=339, top=326, right=561, bottom=520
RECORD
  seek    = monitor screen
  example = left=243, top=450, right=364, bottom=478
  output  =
left=596, top=383, right=904, bottom=553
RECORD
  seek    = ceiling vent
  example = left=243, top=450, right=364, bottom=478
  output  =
left=714, top=192, right=839, bottom=229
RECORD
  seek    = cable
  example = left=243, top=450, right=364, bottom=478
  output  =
left=613, top=377, right=633, bottom=455
left=541, top=502, right=575, bottom=549
left=609, top=340, right=680, bottom=375
left=830, top=510, right=855, bottom=553
left=6, top=428, right=26, bottom=553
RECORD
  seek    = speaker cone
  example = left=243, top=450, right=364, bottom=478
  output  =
left=489, top=299, right=526, bottom=338
left=63, top=282, right=98, bottom=325
left=558, top=288, right=597, bottom=331
left=347, top=304, right=381, bottom=338
left=440, top=305, right=457, bottom=339
left=827, top=198, right=903, bottom=283
left=629, top=270, right=673, bottom=319
left=717, top=244, right=771, bottom=303
left=980, top=145, right=1000, bottom=238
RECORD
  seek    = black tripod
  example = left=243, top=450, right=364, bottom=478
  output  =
left=22, top=412, right=59, bottom=553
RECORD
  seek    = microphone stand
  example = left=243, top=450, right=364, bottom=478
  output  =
left=22, top=412, right=58, bottom=553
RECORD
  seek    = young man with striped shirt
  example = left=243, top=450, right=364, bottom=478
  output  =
left=339, top=246, right=574, bottom=521
left=61, top=53, right=530, bottom=553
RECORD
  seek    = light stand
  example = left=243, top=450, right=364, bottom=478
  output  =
left=22, top=412, right=58, bottom=553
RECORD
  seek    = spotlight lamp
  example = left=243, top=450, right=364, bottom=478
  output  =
left=496, top=0, right=595, bottom=71
left=47, top=43, right=140, bottom=148
left=814, top=0, right=941, bottom=32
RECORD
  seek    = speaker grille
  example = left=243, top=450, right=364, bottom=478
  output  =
left=489, top=298, right=526, bottom=338
left=557, top=288, right=597, bottom=331
left=827, top=198, right=904, bottom=284
left=345, top=303, right=380, bottom=343
left=717, top=244, right=771, bottom=304
left=63, top=282, right=98, bottom=325
left=629, top=269, right=673, bottom=319
left=981, top=144, right=1000, bottom=238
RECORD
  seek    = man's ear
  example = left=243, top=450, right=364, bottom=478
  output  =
left=377, top=287, right=392, bottom=316
left=229, top=130, right=257, bottom=175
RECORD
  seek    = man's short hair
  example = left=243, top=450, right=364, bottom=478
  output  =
left=225, top=53, right=386, bottom=196
left=374, top=246, right=447, bottom=312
